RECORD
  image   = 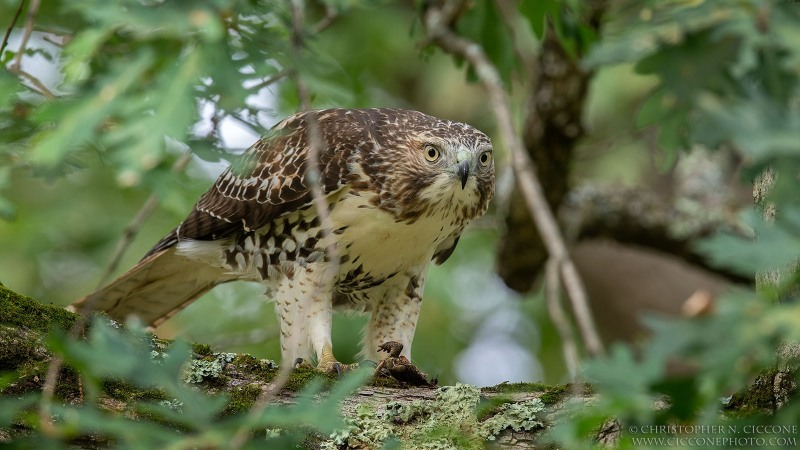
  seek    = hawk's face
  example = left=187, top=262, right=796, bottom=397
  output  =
left=368, top=110, right=495, bottom=223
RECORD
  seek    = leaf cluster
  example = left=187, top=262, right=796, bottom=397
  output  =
left=548, top=0, right=800, bottom=446
left=1, top=315, right=369, bottom=449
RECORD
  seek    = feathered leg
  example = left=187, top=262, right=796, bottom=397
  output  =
left=362, top=272, right=425, bottom=362
left=275, top=264, right=342, bottom=372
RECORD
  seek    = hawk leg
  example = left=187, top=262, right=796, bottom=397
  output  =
left=276, top=265, right=355, bottom=374
left=361, top=273, right=425, bottom=362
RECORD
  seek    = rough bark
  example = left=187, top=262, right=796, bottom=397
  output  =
left=497, top=21, right=595, bottom=292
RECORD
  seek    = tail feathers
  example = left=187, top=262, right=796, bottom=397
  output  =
left=70, top=248, right=231, bottom=327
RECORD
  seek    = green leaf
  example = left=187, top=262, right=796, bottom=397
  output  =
left=62, top=27, right=116, bottom=83
left=30, top=50, right=155, bottom=169
left=518, top=0, right=560, bottom=39
left=103, top=49, right=203, bottom=175
left=696, top=210, right=800, bottom=277
left=455, top=0, right=517, bottom=86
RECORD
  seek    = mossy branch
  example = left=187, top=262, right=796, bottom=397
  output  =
left=0, top=284, right=793, bottom=449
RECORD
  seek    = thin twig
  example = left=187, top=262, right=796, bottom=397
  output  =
left=252, top=67, right=292, bottom=91
left=228, top=363, right=294, bottom=449
left=288, top=0, right=339, bottom=276
left=98, top=110, right=226, bottom=285
left=0, top=0, right=25, bottom=58
left=250, top=8, right=337, bottom=92
left=229, top=2, right=339, bottom=446
left=310, top=3, right=338, bottom=34
left=422, top=2, right=604, bottom=357
left=226, top=111, right=259, bottom=135
left=4, top=0, right=55, bottom=99
left=545, top=258, right=579, bottom=378
left=10, top=0, right=39, bottom=72
left=97, top=150, right=194, bottom=285
left=14, top=67, right=55, bottom=98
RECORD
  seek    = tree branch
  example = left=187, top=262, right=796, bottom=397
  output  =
left=422, top=2, right=604, bottom=357
left=9, top=0, right=38, bottom=72
left=560, top=183, right=752, bottom=285
left=0, top=0, right=25, bottom=59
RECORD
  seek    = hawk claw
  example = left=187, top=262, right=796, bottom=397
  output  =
left=314, top=343, right=358, bottom=375
left=360, top=360, right=378, bottom=368
left=294, top=358, right=314, bottom=370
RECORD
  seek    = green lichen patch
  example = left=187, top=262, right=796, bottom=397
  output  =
left=0, top=284, right=78, bottom=333
left=183, top=352, right=236, bottom=385
left=226, top=354, right=278, bottom=383
left=478, top=399, right=544, bottom=441
left=322, top=383, right=546, bottom=449
left=483, top=382, right=587, bottom=406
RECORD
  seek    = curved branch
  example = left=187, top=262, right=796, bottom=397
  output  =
left=422, top=3, right=604, bottom=357
left=561, top=183, right=752, bottom=285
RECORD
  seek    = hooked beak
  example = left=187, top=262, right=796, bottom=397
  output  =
left=457, top=160, right=470, bottom=190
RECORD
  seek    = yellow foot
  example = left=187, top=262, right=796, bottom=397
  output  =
left=294, top=344, right=358, bottom=375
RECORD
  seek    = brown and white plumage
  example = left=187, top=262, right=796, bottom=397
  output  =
left=72, top=108, right=494, bottom=367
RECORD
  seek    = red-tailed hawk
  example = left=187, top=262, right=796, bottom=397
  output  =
left=71, top=108, right=494, bottom=371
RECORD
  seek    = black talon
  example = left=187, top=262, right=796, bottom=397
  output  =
left=294, top=358, right=305, bottom=368
left=332, top=362, right=343, bottom=377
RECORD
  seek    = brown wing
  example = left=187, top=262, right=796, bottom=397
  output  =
left=146, top=109, right=367, bottom=257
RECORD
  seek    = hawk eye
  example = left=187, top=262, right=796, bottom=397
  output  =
left=424, top=145, right=440, bottom=162
left=479, top=151, right=492, bottom=167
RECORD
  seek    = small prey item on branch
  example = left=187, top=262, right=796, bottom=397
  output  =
left=373, top=341, right=437, bottom=388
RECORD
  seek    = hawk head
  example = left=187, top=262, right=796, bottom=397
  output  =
left=357, top=109, right=495, bottom=223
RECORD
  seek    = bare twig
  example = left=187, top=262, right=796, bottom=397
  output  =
left=228, top=363, right=294, bottom=449
left=14, top=67, right=55, bottom=98
left=229, top=3, right=339, bottom=446
left=10, top=0, right=39, bottom=72
left=288, top=0, right=339, bottom=273
left=250, top=8, right=337, bottom=92
left=3, top=0, right=55, bottom=99
left=310, top=3, right=338, bottom=34
left=98, top=150, right=195, bottom=285
left=0, top=0, right=25, bottom=58
left=226, top=111, right=260, bottom=135
left=252, top=67, right=292, bottom=91
left=422, top=2, right=604, bottom=356
left=545, top=258, right=579, bottom=378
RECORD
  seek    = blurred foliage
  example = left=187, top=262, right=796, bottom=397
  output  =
left=3, top=0, right=800, bottom=447
left=546, top=0, right=800, bottom=447
left=0, top=314, right=369, bottom=448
